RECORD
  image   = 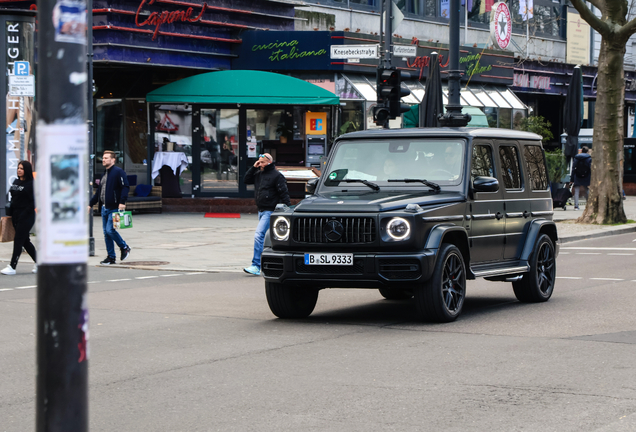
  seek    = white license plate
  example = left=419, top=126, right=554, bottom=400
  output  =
left=304, top=253, right=353, bottom=266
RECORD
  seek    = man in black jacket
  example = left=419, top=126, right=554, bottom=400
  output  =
left=243, top=153, right=291, bottom=275
left=89, top=151, right=131, bottom=265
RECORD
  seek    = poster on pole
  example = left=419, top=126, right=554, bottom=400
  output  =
left=36, top=124, right=89, bottom=264
left=5, top=19, right=36, bottom=198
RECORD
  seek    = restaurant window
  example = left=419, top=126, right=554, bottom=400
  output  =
left=485, top=107, right=498, bottom=128
left=124, top=100, right=148, bottom=182
left=153, top=104, right=192, bottom=194
left=95, top=99, right=124, bottom=175
left=499, top=108, right=512, bottom=129
left=340, top=101, right=365, bottom=135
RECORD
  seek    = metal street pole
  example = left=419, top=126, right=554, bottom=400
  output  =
left=383, top=0, right=392, bottom=69
left=439, top=0, right=471, bottom=127
left=35, top=0, right=89, bottom=429
left=88, top=0, right=95, bottom=256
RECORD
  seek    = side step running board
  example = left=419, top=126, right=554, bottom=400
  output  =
left=472, top=265, right=529, bottom=278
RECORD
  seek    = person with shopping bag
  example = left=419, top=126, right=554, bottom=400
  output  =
left=1, top=161, right=37, bottom=275
left=88, top=150, right=131, bottom=265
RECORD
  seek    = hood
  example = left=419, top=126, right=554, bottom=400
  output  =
left=294, top=190, right=466, bottom=213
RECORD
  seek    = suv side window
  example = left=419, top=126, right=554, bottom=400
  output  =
left=498, top=145, right=523, bottom=189
left=523, top=145, right=549, bottom=190
left=471, top=144, right=495, bottom=180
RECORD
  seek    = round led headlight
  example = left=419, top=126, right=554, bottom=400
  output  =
left=272, top=216, right=291, bottom=241
left=386, top=217, right=410, bottom=240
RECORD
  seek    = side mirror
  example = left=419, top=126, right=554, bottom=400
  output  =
left=306, top=177, right=319, bottom=194
left=473, top=176, right=499, bottom=193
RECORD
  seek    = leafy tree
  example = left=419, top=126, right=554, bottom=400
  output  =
left=517, top=115, right=554, bottom=142
left=569, top=0, right=631, bottom=224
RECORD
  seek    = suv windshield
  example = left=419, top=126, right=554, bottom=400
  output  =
left=323, top=139, right=466, bottom=188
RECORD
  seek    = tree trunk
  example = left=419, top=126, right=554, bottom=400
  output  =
left=578, top=38, right=627, bottom=224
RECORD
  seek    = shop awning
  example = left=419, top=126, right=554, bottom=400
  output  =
left=147, top=70, right=340, bottom=105
left=336, top=73, right=526, bottom=109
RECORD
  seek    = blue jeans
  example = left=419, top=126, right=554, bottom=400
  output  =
left=101, top=207, right=128, bottom=258
left=252, top=210, right=272, bottom=268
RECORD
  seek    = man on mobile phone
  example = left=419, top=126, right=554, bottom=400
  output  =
left=243, top=153, right=291, bottom=276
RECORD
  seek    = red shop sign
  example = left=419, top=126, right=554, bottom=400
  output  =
left=136, top=0, right=208, bottom=40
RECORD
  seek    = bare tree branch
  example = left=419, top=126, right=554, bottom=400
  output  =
left=618, top=16, right=636, bottom=39
left=570, top=0, right=610, bottom=35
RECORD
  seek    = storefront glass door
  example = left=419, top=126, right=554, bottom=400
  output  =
left=198, top=108, right=240, bottom=194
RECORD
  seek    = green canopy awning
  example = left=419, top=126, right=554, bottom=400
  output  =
left=147, top=70, right=340, bottom=105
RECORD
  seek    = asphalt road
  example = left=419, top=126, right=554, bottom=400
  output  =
left=1, top=234, right=636, bottom=431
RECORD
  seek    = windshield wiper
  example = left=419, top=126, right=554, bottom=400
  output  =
left=388, top=178, right=441, bottom=193
left=341, top=179, right=380, bottom=191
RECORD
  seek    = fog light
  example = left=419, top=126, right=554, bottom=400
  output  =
left=272, top=217, right=290, bottom=241
left=387, top=217, right=410, bottom=240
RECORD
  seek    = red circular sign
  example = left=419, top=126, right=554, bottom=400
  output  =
left=491, top=2, right=512, bottom=50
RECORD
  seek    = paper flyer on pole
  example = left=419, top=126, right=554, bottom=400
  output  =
left=36, top=123, right=88, bottom=264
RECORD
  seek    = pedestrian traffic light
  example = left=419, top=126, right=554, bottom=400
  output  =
left=375, top=67, right=412, bottom=122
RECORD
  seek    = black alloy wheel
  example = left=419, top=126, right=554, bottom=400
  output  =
left=265, top=282, right=319, bottom=319
left=513, top=234, right=556, bottom=302
left=415, top=243, right=466, bottom=322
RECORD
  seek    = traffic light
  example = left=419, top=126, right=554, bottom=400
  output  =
left=375, top=67, right=412, bottom=123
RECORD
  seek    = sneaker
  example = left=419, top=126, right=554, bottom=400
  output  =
left=1, top=265, right=16, bottom=275
left=243, top=265, right=261, bottom=276
left=32, top=264, right=37, bottom=274
left=120, top=246, right=131, bottom=262
left=100, top=256, right=116, bottom=266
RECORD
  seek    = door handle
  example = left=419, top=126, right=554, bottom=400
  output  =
left=523, top=211, right=530, bottom=218
left=496, top=212, right=503, bottom=220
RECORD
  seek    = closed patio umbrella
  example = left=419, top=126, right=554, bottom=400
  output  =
left=419, top=52, right=444, bottom=127
left=563, top=66, right=583, bottom=166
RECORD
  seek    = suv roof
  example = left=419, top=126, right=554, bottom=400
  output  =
left=338, top=127, right=543, bottom=141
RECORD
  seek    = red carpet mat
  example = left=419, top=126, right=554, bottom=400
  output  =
left=204, top=213, right=241, bottom=218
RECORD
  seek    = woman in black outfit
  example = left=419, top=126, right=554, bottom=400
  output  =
left=2, top=160, right=37, bottom=275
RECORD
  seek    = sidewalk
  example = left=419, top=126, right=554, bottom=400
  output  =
left=1, top=197, right=635, bottom=273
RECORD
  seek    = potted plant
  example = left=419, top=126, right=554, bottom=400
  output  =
left=545, top=148, right=568, bottom=187
left=276, top=123, right=293, bottom=143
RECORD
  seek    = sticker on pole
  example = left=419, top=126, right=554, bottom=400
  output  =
left=490, top=2, right=512, bottom=50
left=52, top=0, right=87, bottom=44
left=36, top=124, right=89, bottom=264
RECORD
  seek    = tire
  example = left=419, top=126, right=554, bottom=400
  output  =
left=265, top=282, right=319, bottom=319
left=379, top=288, right=413, bottom=300
left=414, top=243, right=466, bottom=322
left=513, top=234, right=556, bottom=303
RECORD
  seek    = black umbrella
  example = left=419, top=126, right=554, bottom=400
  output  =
left=563, top=66, right=583, bottom=166
left=419, top=52, right=444, bottom=127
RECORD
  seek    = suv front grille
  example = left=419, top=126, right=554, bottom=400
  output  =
left=293, top=217, right=376, bottom=244
left=379, top=259, right=421, bottom=280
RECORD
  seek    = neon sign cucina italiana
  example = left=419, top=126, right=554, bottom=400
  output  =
left=252, top=40, right=326, bottom=62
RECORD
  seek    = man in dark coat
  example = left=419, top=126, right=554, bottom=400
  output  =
left=571, top=146, right=592, bottom=210
left=243, top=153, right=291, bottom=276
left=89, top=151, right=131, bottom=265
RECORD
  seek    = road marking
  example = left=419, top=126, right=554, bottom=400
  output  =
left=15, top=285, right=36, bottom=289
left=608, top=253, right=634, bottom=256
left=575, top=253, right=602, bottom=255
left=160, top=274, right=180, bottom=277
left=135, top=276, right=158, bottom=279
left=0, top=288, right=12, bottom=291
left=561, top=247, right=636, bottom=251
left=556, top=276, right=583, bottom=279
left=107, top=279, right=131, bottom=282
left=559, top=252, right=570, bottom=254
left=590, top=278, right=624, bottom=281
left=185, top=272, right=205, bottom=275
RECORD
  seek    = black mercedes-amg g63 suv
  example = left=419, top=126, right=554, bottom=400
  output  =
left=261, top=128, right=558, bottom=322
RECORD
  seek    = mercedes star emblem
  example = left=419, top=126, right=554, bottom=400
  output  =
left=324, top=220, right=344, bottom=242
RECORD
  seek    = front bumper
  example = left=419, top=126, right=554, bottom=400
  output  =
left=261, top=248, right=437, bottom=288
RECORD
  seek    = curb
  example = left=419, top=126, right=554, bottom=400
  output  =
left=559, top=225, right=636, bottom=244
